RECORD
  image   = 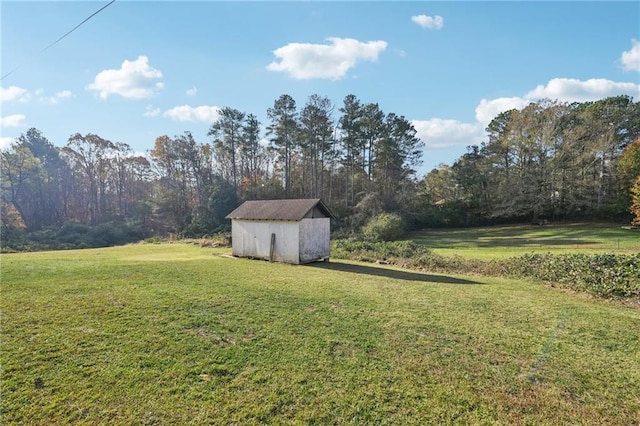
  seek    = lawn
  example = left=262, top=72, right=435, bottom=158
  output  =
left=410, top=222, right=640, bottom=259
left=1, top=243, right=639, bottom=424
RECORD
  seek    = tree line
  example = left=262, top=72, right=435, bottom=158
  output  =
left=1, top=94, right=639, bottom=249
left=420, top=96, right=640, bottom=226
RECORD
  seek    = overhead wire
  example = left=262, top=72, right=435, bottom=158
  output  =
left=1, top=0, right=117, bottom=81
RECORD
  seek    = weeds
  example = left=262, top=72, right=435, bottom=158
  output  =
left=333, top=239, right=640, bottom=299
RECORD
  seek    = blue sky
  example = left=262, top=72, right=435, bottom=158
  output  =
left=1, top=1, right=639, bottom=176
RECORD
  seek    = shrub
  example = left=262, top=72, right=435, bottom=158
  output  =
left=88, top=223, right=133, bottom=247
left=144, top=236, right=165, bottom=244
left=362, top=213, right=405, bottom=242
left=505, top=253, right=640, bottom=298
left=334, top=239, right=419, bottom=261
left=332, top=238, right=639, bottom=299
left=8, top=222, right=146, bottom=251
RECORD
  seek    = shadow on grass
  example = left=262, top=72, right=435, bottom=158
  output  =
left=409, top=223, right=632, bottom=249
left=308, top=261, right=481, bottom=285
left=474, top=237, right=599, bottom=247
left=411, top=234, right=600, bottom=249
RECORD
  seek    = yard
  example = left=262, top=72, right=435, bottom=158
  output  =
left=410, top=222, right=640, bottom=259
left=1, top=239, right=639, bottom=424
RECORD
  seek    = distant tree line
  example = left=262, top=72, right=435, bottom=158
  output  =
left=1, top=94, right=639, bottom=250
left=420, top=96, right=640, bottom=226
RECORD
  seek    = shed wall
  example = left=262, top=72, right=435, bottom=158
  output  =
left=299, top=218, right=331, bottom=263
left=231, top=220, right=300, bottom=264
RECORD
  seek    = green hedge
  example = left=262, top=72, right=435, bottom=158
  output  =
left=332, top=239, right=640, bottom=299
left=3, top=222, right=144, bottom=251
left=504, top=253, right=640, bottom=298
left=332, top=239, right=488, bottom=274
left=333, top=239, right=424, bottom=261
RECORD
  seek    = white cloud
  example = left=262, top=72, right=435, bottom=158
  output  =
left=475, top=97, right=531, bottom=126
left=267, top=37, right=388, bottom=80
left=621, top=39, right=640, bottom=72
left=524, top=78, right=640, bottom=103
left=87, top=56, right=164, bottom=99
left=144, top=105, right=161, bottom=117
left=1, top=87, right=73, bottom=104
left=412, top=98, right=530, bottom=151
left=186, top=86, right=197, bottom=96
left=55, top=90, right=73, bottom=100
left=412, top=119, right=484, bottom=150
left=0, top=137, right=16, bottom=150
left=411, top=14, right=444, bottom=30
left=412, top=99, right=528, bottom=152
left=1, top=85, right=30, bottom=102
left=414, top=76, right=640, bottom=153
left=42, top=90, right=73, bottom=104
left=0, top=114, right=26, bottom=128
left=163, top=105, right=220, bottom=123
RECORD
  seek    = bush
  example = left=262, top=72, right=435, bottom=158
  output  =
left=362, top=213, right=405, bottom=242
left=87, top=222, right=142, bottom=247
left=505, top=253, right=640, bottom=298
left=334, top=239, right=415, bottom=260
left=57, top=222, right=91, bottom=244
left=332, top=238, right=639, bottom=299
left=7, top=222, right=146, bottom=251
left=144, top=236, right=165, bottom=244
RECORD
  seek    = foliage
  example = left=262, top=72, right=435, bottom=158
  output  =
left=0, top=202, right=26, bottom=247
left=504, top=253, right=640, bottom=298
left=361, top=212, right=405, bottom=241
left=333, top=238, right=490, bottom=275
left=333, top=238, right=426, bottom=260
left=617, top=137, right=640, bottom=194
left=184, top=177, right=237, bottom=237
left=418, top=96, right=640, bottom=226
left=349, top=192, right=383, bottom=231
left=2, top=95, right=639, bottom=249
left=630, top=176, right=640, bottom=226
left=298, top=94, right=336, bottom=198
left=208, top=107, right=246, bottom=192
left=5, top=222, right=144, bottom=251
left=149, top=132, right=212, bottom=235
left=267, top=94, right=299, bottom=196
left=334, top=224, right=640, bottom=299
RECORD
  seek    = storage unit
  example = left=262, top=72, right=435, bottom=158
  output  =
left=225, top=199, right=333, bottom=264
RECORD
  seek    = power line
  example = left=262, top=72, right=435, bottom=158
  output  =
left=1, top=0, right=117, bottom=81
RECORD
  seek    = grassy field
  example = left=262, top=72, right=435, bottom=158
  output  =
left=410, top=222, right=640, bottom=259
left=2, top=242, right=639, bottom=425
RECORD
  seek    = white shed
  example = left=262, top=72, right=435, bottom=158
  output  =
left=225, top=199, right=333, bottom=264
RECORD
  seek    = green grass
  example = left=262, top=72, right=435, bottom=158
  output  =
left=1, top=243, right=639, bottom=425
left=410, top=223, right=640, bottom=259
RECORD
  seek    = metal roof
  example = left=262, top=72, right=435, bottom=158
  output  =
left=225, top=198, right=334, bottom=221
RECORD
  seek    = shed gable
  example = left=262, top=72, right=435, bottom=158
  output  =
left=226, top=199, right=333, bottom=221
